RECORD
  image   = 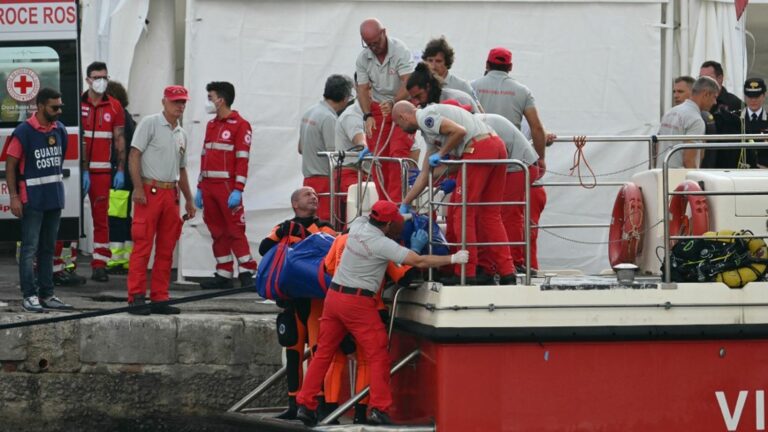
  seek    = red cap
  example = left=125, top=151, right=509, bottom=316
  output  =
left=441, top=99, right=472, bottom=112
left=487, top=47, right=512, bottom=65
left=164, top=85, right=190, bottom=101
left=370, top=200, right=404, bottom=223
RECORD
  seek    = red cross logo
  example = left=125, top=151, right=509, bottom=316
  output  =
left=14, top=75, right=33, bottom=94
left=6, top=68, right=40, bottom=102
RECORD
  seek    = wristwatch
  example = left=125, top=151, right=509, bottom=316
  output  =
left=363, top=112, right=373, bottom=121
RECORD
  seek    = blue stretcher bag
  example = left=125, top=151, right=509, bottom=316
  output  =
left=401, top=213, right=450, bottom=255
left=255, top=232, right=335, bottom=300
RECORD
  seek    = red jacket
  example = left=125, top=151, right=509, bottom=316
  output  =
left=200, top=110, right=252, bottom=191
left=81, top=93, right=124, bottom=173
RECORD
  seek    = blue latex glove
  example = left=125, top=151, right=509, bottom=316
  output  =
left=410, top=229, right=429, bottom=252
left=438, top=178, right=457, bottom=194
left=407, top=168, right=420, bottom=186
left=194, top=188, right=204, bottom=209
left=112, top=171, right=125, bottom=189
left=82, top=171, right=90, bottom=194
left=399, top=203, right=411, bottom=214
left=428, top=153, right=446, bottom=167
left=357, top=147, right=371, bottom=163
left=227, top=189, right=242, bottom=209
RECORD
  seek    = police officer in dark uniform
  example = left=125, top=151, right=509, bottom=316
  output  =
left=699, top=60, right=744, bottom=168
left=742, top=77, right=768, bottom=168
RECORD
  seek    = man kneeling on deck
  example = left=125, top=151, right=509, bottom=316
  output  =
left=295, top=200, right=468, bottom=426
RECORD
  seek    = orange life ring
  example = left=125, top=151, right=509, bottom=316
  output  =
left=609, top=182, right=644, bottom=267
left=668, top=180, right=710, bottom=243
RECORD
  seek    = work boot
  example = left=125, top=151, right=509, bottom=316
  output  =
left=499, top=273, right=518, bottom=285
left=53, top=269, right=87, bottom=286
left=199, top=274, right=233, bottom=290
left=275, top=396, right=297, bottom=420
left=353, top=404, right=368, bottom=424
left=238, top=271, right=254, bottom=289
left=515, top=264, right=538, bottom=277
left=296, top=404, right=317, bottom=427
left=475, top=267, right=496, bottom=285
left=91, top=267, right=109, bottom=282
left=128, top=294, right=151, bottom=316
left=151, top=302, right=181, bottom=315
left=317, top=402, right=339, bottom=424
left=367, top=408, right=394, bottom=425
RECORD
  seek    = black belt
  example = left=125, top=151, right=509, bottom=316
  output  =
left=330, top=282, right=375, bottom=298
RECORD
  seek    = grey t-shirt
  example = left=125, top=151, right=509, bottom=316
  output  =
left=472, top=70, right=536, bottom=128
left=417, top=103, right=492, bottom=158
left=335, top=102, right=365, bottom=168
left=440, top=88, right=481, bottom=113
left=444, top=71, right=479, bottom=103
left=131, top=112, right=187, bottom=182
left=657, top=99, right=705, bottom=168
left=356, top=37, right=414, bottom=103
left=299, top=100, right=338, bottom=177
left=478, top=113, right=538, bottom=172
left=332, top=217, right=411, bottom=293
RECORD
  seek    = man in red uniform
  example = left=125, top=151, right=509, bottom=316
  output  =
left=81, top=61, right=126, bottom=282
left=295, top=200, right=468, bottom=426
left=194, top=81, right=257, bottom=290
left=126, top=85, right=196, bottom=315
left=356, top=18, right=415, bottom=202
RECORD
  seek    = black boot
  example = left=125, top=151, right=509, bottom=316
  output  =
left=295, top=404, right=316, bottom=427
left=200, top=273, right=233, bottom=290
left=91, top=267, right=109, bottom=282
left=237, top=271, right=254, bottom=289
left=317, top=402, right=339, bottom=424
left=499, top=273, right=517, bottom=285
left=367, top=408, right=394, bottom=425
left=275, top=396, right=297, bottom=420
left=128, top=294, right=150, bottom=316
left=353, top=403, right=368, bottom=424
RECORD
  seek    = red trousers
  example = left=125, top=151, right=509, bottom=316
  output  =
left=303, top=176, right=331, bottom=222
left=368, top=102, right=413, bottom=202
left=200, top=181, right=257, bottom=278
left=448, top=137, right=514, bottom=277
left=504, top=167, right=547, bottom=270
left=89, top=172, right=111, bottom=268
left=297, top=289, right=392, bottom=412
left=126, top=184, right=182, bottom=302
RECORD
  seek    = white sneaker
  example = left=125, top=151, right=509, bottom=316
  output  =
left=22, top=295, right=44, bottom=313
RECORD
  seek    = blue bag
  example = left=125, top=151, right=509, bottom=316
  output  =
left=400, top=213, right=450, bottom=255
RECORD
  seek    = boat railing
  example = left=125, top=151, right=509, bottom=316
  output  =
left=661, top=141, right=768, bottom=283
left=432, top=159, right=532, bottom=286
left=318, top=150, right=418, bottom=230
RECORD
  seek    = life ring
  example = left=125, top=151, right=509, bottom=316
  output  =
left=669, top=180, right=710, bottom=243
left=608, top=182, right=644, bottom=267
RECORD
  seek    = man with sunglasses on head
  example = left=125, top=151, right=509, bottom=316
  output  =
left=6, top=88, right=74, bottom=312
left=355, top=18, right=415, bottom=202
left=81, top=61, right=126, bottom=283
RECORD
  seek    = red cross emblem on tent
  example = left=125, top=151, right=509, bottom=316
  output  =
left=6, top=68, right=40, bottom=103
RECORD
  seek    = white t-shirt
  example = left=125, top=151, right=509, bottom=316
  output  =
left=335, top=102, right=365, bottom=168
left=355, top=37, right=414, bottom=103
left=478, top=113, right=538, bottom=172
left=472, top=70, right=536, bottom=128
left=657, top=99, right=705, bottom=168
left=299, top=100, right=338, bottom=177
left=416, top=104, right=492, bottom=158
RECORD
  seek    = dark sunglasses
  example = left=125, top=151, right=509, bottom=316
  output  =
left=48, top=105, right=64, bottom=112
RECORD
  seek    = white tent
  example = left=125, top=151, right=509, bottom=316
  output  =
left=81, top=0, right=748, bottom=276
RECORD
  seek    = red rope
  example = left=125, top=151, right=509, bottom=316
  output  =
left=568, top=135, right=597, bottom=189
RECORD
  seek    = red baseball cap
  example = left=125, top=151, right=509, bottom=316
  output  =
left=441, top=98, right=472, bottom=112
left=487, top=47, right=512, bottom=65
left=164, top=85, right=190, bottom=101
left=370, top=200, right=404, bottom=223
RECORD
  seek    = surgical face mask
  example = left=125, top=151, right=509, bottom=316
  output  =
left=205, top=99, right=217, bottom=114
left=91, top=78, right=108, bottom=94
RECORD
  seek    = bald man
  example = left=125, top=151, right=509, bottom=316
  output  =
left=394, top=101, right=515, bottom=285
left=356, top=18, right=415, bottom=202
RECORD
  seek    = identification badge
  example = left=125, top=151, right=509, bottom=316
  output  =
left=150, top=187, right=157, bottom=195
left=48, top=136, right=56, bottom=146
